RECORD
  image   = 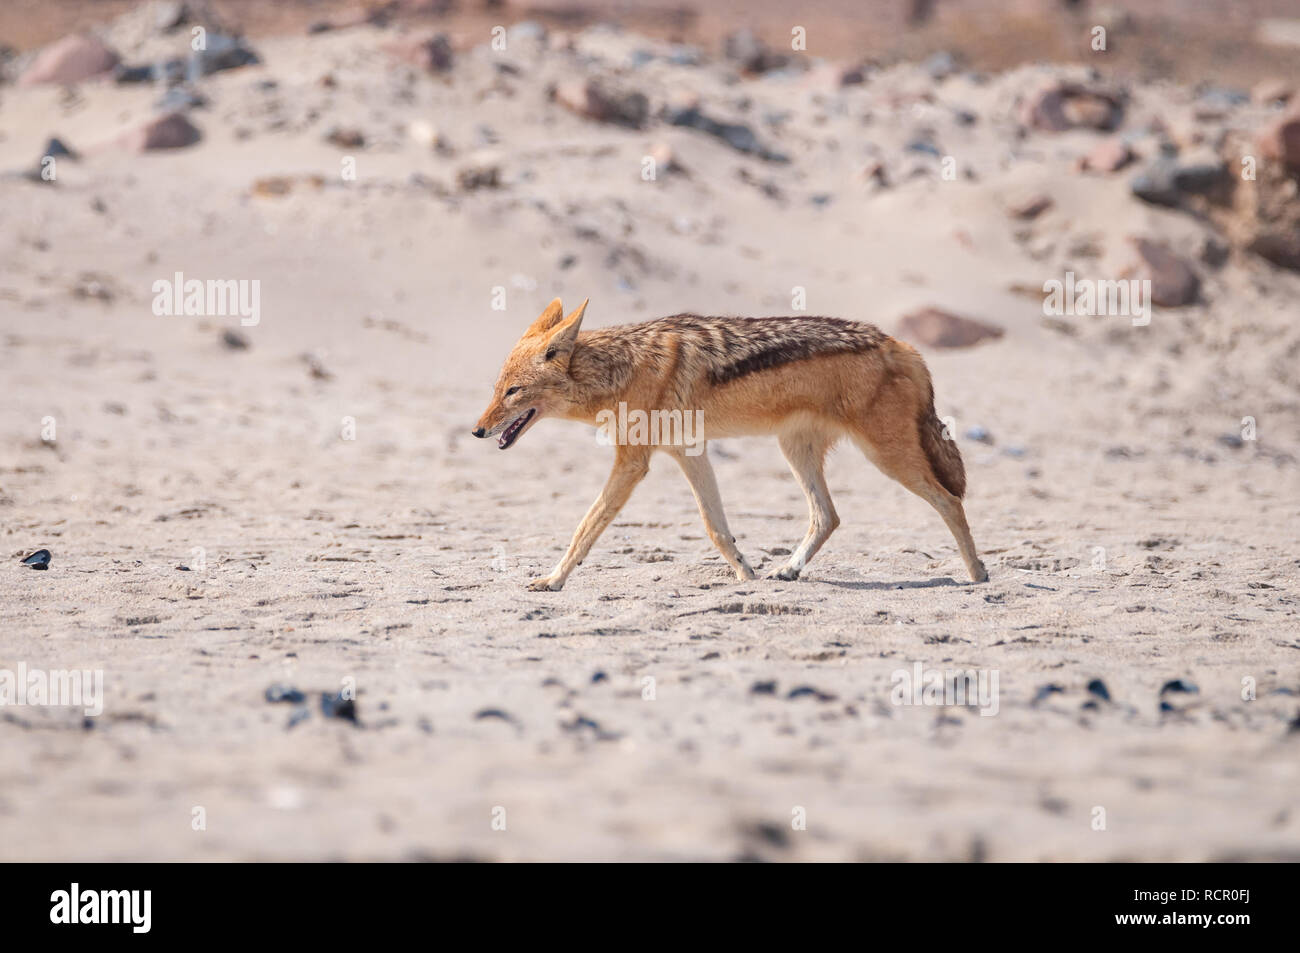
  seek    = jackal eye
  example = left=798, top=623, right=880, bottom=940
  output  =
left=505, top=386, right=520, bottom=397
left=544, top=348, right=557, bottom=361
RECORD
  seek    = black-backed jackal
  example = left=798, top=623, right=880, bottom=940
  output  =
left=474, top=298, right=987, bottom=591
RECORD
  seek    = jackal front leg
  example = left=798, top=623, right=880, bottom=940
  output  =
left=527, top=447, right=650, bottom=591
left=673, top=447, right=756, bottom=582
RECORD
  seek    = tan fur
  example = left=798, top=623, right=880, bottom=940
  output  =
left=474, top=299, right=988, bottom=590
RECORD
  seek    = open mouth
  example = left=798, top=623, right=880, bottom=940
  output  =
left=498, top=408, right=536, bottom=449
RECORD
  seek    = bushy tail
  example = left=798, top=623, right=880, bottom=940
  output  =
left=891, top=341, right=967, bottom=499
left=919, top=404, right=966, bottom=498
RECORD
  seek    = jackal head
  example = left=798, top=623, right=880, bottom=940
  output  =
left=472, top=297, right=587, bottom=450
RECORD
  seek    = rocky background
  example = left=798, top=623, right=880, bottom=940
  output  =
left=1, top=0, right=1297, bottom=860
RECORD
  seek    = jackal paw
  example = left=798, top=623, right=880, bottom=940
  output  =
left=527, top=575, right=564, bottom=591
left=768, top=565, right=801, bottom=581
left=735, top=563, right=756, bottom=581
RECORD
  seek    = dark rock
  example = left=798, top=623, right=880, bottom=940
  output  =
left=114, top=63, right=155, bottom=84
left=554, top=78, right=648, bottom=129
left=20, top=549, right=51, bottom=570
left=923, top=50, right=961, bottom=81
left=1159, top=678, right=1199, bottom=695
left=325, top=127, right=365, bottom=149
left=320, top=691, right=357, bottom=723
left=1130, top=159, right=1183, bottom=207
left=1033, top=683, right=1065, bottom=704
left=750, top=680, right=778, bottom=695
left=115, top=58, right=188, bottom=86
left=664, top=105, right=789, bottom=162
left=456, top=152, right=502, bottom=191
left=42, top=137, right=77, bottom=159
left=1086, top=678, right=1111, bottom=702
left=1201, top=236, right=1231, bottom=268
left=787, top=685, right=837, bottom=702
left=188, top=34, right=259, bottom=80
left=1020, top=81, right=1124, bottom=132
left=562, top=714, right=620, bottom=740
left=1172, top=159, right=1228, bottom=194
left=156, top=86, right=207, bottom=111
left=723, top=28, right=787, bottom=75
left=265, top=684, right=306, bottom=704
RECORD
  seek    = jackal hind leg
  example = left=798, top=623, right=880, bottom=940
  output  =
left=851, top=425, right=987, bottom=584
left=673, top=447, right=755, bottom=581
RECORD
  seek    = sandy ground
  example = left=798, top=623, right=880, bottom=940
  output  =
left=1, top=7, right=1298, bottom=861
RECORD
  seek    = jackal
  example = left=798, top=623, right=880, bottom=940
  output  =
left=473, top=298, right=987, bottom=591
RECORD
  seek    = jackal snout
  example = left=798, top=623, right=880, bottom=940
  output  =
left=473, top=297, right=588, bottom=450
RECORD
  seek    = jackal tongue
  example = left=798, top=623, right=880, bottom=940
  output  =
left=498, top=409, right=534, bottom=448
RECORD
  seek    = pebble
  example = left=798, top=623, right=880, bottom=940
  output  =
left=1033, top=683, right=1065, bottom=704
left=320, top=692, right=357, bottom=723
left=20, top=549, right=51, bottom=570
left=265, top=684, right=306, bottom=704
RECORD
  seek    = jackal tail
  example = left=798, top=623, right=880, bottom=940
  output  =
left=893, top=342, right=967, bottom=499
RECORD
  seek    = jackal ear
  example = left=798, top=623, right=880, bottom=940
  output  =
left=525, top=298, right=565, bottom=337
left=546, top=298, right=586, bottom=357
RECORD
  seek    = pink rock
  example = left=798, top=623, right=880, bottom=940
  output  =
left=1077, top=137, right=1134, bottom=173
left=120, top=112, right=202, bottom=152
left=1256, top=109, right=1300, bottom=169
left=1127, top=238, right=1199, bottom=307
left=19, top=33, right=119, bottom=86
left=897, top=308, right=1005, bottom=349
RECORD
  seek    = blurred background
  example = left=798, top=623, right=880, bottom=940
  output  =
left=4, top=0, right=1300, bottom=84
